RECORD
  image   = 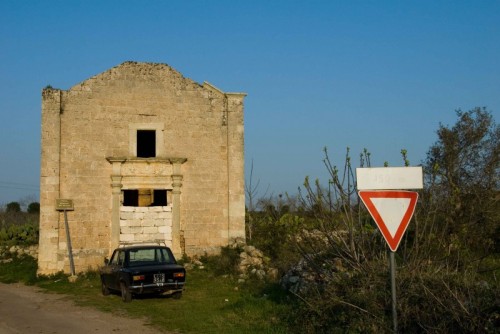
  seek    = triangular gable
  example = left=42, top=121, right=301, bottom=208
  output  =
left=68, top=61, right=203, bottom=92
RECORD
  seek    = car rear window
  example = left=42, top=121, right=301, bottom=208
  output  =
left=128, top=248, right=173, bottom=267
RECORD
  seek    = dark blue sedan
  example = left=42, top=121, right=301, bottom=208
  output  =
left=100, top=244, right=186, bottom=302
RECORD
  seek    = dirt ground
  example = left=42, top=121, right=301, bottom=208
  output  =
left=0, top=283, right=168, bottom=333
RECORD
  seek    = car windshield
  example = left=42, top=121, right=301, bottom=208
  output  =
left=128, top=248, right=173, bottom=267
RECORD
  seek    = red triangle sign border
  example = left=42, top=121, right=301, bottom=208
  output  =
left=359, top=190, right=419, bottom=252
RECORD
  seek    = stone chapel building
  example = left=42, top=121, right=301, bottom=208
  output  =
left=38, top=61, right=246, bottom=275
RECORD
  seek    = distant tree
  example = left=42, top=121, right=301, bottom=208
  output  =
left=18, top=195, right=38, bottom=211
left=423, top=107, right=499, bottom=253
left=27, top=202, right=40, bottom=214
left=6, top=202, right=21, bottom=213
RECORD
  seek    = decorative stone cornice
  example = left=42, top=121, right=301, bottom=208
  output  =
left=203, top=81, right=246, bottom=98
left=106, top=157, right=187, bottom=164
left=225, top=92, right=247, bottom=98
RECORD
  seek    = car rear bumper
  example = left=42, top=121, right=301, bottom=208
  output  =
left=129, top=281, right=185, bottom=294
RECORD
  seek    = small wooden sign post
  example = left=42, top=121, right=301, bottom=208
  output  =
left=56, top=199, right=75, bottom=276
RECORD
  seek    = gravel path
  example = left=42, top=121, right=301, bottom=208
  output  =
left=0, top=283, right=168, bottom=333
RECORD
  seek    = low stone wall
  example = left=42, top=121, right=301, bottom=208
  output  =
left=229, top=238, right=278, bottom=282
left=237, top=245, right=278, bottom=282
left=0, top=245, right=39, bottom=260
left=183, top=238, right=279, bottom=283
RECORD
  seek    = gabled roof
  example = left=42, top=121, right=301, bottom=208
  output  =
left=68, top=61, right=203, bottom=92
left=45, top=61, right=245, bottom=97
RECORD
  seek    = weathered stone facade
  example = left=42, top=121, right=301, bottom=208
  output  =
left=38, top=61, right=246, bottom=275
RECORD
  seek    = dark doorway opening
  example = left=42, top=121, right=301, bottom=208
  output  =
left=122, top=189, right=168, bottom=207
left=152, top=190, right=167, bottom=206
left=123, top=189, right=139, bottom=206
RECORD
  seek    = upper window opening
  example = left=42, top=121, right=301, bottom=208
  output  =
left=129, top=123, right=164, bottom=157
left=137, top=130, right=156, bottom=158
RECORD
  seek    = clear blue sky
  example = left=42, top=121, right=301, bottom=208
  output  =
left=1, top=1, right=499, bottom=206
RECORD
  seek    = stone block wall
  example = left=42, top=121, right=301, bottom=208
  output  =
left=119, top=206, right=173, bottom=245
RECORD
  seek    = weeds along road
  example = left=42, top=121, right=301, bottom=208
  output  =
left=0, top=283, right=167, bottom=334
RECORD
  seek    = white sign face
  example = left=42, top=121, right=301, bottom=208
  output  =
left=356, top=167, right=423, bottom=190
left=358, top=190, right=419, bottom=252
left=371, top=197, right=411, bottom=237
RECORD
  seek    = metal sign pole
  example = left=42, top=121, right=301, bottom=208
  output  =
left=63, top=209, right=76, bottom=276
left=390, top=251, right=397, bottom=333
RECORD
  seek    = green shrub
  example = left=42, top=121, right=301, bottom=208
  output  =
left=201, top=245, right=243, bottom=276
left=249, top=213, right=302, bottom=275
left=0, top=254, right=38, bottom=285
left=0, top=222, right=39, bottom=246
left=398, top=268, right=499, bottom=333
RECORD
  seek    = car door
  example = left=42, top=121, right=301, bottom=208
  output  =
left=102, top=250, right=125, bottom=291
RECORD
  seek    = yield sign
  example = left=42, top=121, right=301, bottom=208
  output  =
left=359, top=190, right=418, bottom=252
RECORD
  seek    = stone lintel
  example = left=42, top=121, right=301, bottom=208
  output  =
left=106, top=157, right=187, bottom=164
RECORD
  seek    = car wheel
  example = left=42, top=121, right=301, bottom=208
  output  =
left=172, top=291, right=182, bottom=299
left=120, top=282, right=132, bottom=303
left=101, top=280, right=110, bottom=296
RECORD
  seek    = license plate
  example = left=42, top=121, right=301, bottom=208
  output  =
left=153, top=273, right=165, bottom=283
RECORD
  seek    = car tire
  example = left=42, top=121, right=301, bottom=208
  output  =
left=172, top=291, right=182, bottom=299
left=101, top=280, right=110, bottom=296
left=120, top=282, right=132, bottom=303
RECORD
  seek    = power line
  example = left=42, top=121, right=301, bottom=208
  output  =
left=0, top=181, right=39, bottom=191
left=0, top=181, right=39, bottom=186
left=0, top=185, right=39, bottom=191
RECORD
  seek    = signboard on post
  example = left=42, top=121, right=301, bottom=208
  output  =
left=56, top=198, right=76, bottom=276
left=356, top=166, right=423, bottom=333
